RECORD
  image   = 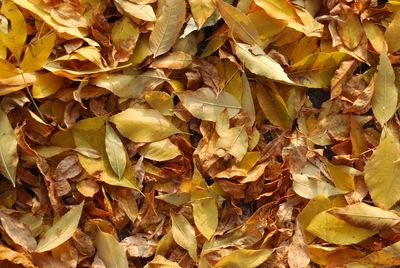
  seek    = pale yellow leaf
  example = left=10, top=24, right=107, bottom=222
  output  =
left=306, top=210, right=376, bottom=245
left=364, top=128, right=400, bottom=209
left=385, top=11, right=400, bottom=53
left=0, top=109, right=18, bottom=186
left=214, top=248, right=273, bottom=268
left=36, top=202, right=84, bottom=252
left=110, top=108, right=182, bottom=143
left=371, top=52, right=398, bottom=125
left=115, top=0, right=156, bottom=21
left=140, top=139, right=181, bottom=161
left=149, top=0, right=186, bottom=57
left=32, top=72, right=64, bottom=98
left=171, top=213, right=198, bottom=261
left=105, top=122, right=126, bottom=179
left=191, top=190, right=218, bottom=240
left=20, top=33, right=56, bottom=73
left=94, top=230, right=128, bottom=268
left=188, top=0, right=215, bottom=28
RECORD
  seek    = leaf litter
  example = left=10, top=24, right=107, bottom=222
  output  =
left=0, top=0, right=399, bottom=267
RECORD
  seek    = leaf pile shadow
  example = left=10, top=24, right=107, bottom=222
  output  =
left=0, top=0, right=400, bottom=267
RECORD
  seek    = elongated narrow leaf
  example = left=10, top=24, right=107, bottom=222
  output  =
left=110, top=108, right=182, bottom=143
left=188, top=0, right=215, bottom=28
left=235, top=43, right=293, bottom=84
left=191, top=190, right=218, bottom=240
left=214, top=248, right=273, bottom=268
left=94, top=230, right=128, bottom=268
left=149, top=0, right=186, bottom=57
left=140, top=138, right=181, bottom=161
left=329, top=202, right=400, bottom=231
left=371, top=52, right=398, bottom=125
left=216, top=0, right=260, bottom=45
left=36, top=202, right=84, bottom=252
left=105, top=122, right=126, bottom=179
left=0, top=0, right=27, bottom=60
left=179, top=87, right=241, bottom=122
left=115, top=0, right=156, bottom=21
left=0, top=109, right=18, bottom=186
left=364, top=128, right=400, bottom=209
left=293, top=174, right=347, bottom=199
left=171, top=213, right=197, bottom=261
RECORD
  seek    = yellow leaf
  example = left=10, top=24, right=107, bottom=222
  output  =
left=307, top=210, right=376, bottom=245
left=149, top=0, right=186, bottom=57
left=145, top=91, right=174, bottom=116
left=179, top=87, right=241, bottom=122
left=216, top=0, right=260, bottom=45
left=145, top=255, right=181, bottom=268
left=150, top=51, right=192, bottom=70
left=111, top=16, right=139, bottom=62
left=363, top=21, right=388, bottom=54
left=171, top=213, right=198, bottom=261
left=0, top=109, right=18, bottom=186
left=336, top=6, right=363, bottom=50
left=357, top=240, right=400, bottom=265
left=287, top=52, right=349, bottom=88
left=385, top=11, right=400, bottom=53
left=329, top=202, right=400, bottom=231
left=110, top=108, right=182, bottom=143
left=36, top=202, right=84, bottom=252
left=371, top=52, right=398, bottom=126
left=115, top=0, right=156, bottom=21
left=140, top=139, right=181, bottom=161
left=216, top=125, right=248, bottom=161
left=94, top=230, right=129, bottom=268
left=20, top=33, right=56, bottom=73
left=105, top=122, right=126, bottom=179
left=326, top=163, right=355, bottom=191
left=214, top=248, right=273, bottom=268
left=188, top=0, right=215, bottom=28
left=256, top=82, right=291, bottom=129
left=235, top=43, right=293, bottom=84
left=191, top=189, right=218, bottom=240
left=73, top=116, right=138, bottom=190
left=0, top=0, right=26, bottom=59
left=364, top=128, right=400, bottom=209
left=293, top=174, right=347, bottom=199
left=32, top=72, right=64, bottom=98
left=0, top=59, right=20, bottom=79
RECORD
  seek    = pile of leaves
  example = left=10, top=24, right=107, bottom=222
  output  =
left=1, top=0, right=400, bottom=267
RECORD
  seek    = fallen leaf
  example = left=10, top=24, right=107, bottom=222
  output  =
left=191, top=189, right=218, bottom=240
left=0, top=109, right=18, bottom=186
left=105, top=122, right=126, bottom=179
left=171, top=212, right=197, bottom=261
left=371, top=52, right=398, bottom=126
left=140, top=138, right=181, bottom=161
left=94, top=230, right=128, bottom=268
left=188, top=0, right=215, bottom=28
left=36, top=202, right=84, bottom=252
left=110, top=108, right=182, bottom=143
left=149, top=0, right=186, bottom=57
left=329, top=202, right=400, bottom=231
left=214, top=248, right=273, bottom=268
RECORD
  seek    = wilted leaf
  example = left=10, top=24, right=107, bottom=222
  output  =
left=293, top=174, right=347, bottom=199
left=364, top=128, right=400, bottom=209
left=0, top=109, right=18, bottom=186
left=0, top=243, right=35, bottom=268
left=179, top=87, right=241, bottom=122
left=216, top=125, right=248, bottom=161
left=287, top=52, right=349, bottom=88
left=371, top=52, right=398, bottom=126
left=115, top=0, right=156, bottom=21
left=20, top=33, right=56, bottom=73
left=110, top=108, right=182, bottom=143
left=0, top=0, right=26, bottom=60
left=216, top=0, right=260, bottom=45
left=94, top=230, right=128, bottom=268
left=149, top=0, right=186, bottom=57
left=306, top=210, right=376, bottom=245
left=111, top=16, right=139, bottom=63
left=105, top=122, right=126, bottom=179
left=32, top=72, right=64, bottom=98
left=385, top=11, right=400, bottom=53
left=140, top=138, right=181, bottom=161
left=145, top=255, right=181, bottom=268
left=191, top=189, right=218, bottom=240
left=357, top=240, right=400, bottom=265
left=329, top=202, right=400, bottom=231
left=188, top=0, right=215, bottom=28
left=214, top=248, right=273, bottom=268
left=235, top=43, right=293, bottom=84
left=171, top=213, right=197, bottom=261
left=36, top=202, right=84, bottom=252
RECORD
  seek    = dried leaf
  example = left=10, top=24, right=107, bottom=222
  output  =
left=94, top=230, right=128, bottom=268
left=105, top=122, right=126, bottom=179
left=110, top=108, right=182, bottom=143
left=171, top=213, right=197, bottom=261
left=149, top=0, right=186, bottom=57
left=214, top=248, right=273, bottom=268
left=0, top=109, right=18, bottom=186
left=140, top=139, right=181, bottom=161
left=364, top=128, right=400, bottom=209
left=20, top=33, right=56, bottom=73
left=36, top=202, right=84, bottom=252
left=191, top=189, right=218, bottom=240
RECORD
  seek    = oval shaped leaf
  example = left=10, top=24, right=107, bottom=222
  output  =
left=171, top=213, right=197, bottom=261
left=94, top=230, right=128, bottom=268
left=36, top=202, right=84, bottom=252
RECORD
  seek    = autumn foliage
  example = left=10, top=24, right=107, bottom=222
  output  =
left=0, top=0, right=400, bottom=267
